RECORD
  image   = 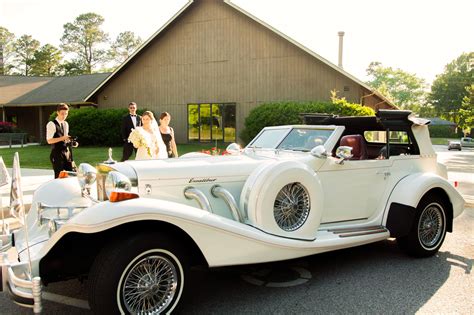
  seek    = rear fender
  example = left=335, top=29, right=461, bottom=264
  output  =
left=383, top=172, right=465, bottom=234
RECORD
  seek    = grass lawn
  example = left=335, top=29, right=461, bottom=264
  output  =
left=430, top=138, right=458, bottom=145
left=0, top=143, right=230, bottom=169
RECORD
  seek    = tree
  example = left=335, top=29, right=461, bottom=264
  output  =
left=30, top=44, right=62, bottom=76
left=429, top=52, right=474, bottom=126
left=366, top=62, right=428, bottom=112
left=60, top=13, right=109, bottom=74
left=60, top=59, right=87, bottom=75
left=12, top=34, right=40, bottom=75
left=0, top=26, right=15, bottom=75
left=109, top=31, right=142, bottom=66
left=458, top=84, right=473, bottom=134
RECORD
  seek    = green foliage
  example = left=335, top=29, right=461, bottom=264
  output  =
left=60, top=13, right=109, bottom=74
left=49, top=107, right=129, bottom=146
left=12, top=34, right=40, bottom=75
left=0, top=121, right=18, bottom=133
left=366, top=61, right=428, bottom=112
left=109, top=31, right=142, bottom=66
left=240, top=101, right=374, bottom=144
left=459, top=84, right=473, bottom=134
left=0, top=26, right=15, bottom=75
left=30, top=44, right=62, bottom=76
left=429, top=52, right=474, bottom=128
left=428, top=125, right=463, bottom=138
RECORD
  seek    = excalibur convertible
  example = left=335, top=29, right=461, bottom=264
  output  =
left=0, top=110, right=465, bottom=314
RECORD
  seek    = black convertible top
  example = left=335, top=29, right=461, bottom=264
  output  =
left=302, top=110, right=430, bottom=131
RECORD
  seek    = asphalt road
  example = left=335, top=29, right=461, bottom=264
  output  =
left=1, top=148, right=473, bottom=314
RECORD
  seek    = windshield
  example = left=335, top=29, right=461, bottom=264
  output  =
left=248, top=127, right=333, bottom=151
left=278, top=128, right=333, bottom=151
left=248, top=128, right=290, bottom=149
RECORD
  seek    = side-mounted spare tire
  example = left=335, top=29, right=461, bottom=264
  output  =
left=240, top=160, right=324, bottom=240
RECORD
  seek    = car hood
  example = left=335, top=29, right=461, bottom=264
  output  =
left=126, top=153, right=275, bottom=183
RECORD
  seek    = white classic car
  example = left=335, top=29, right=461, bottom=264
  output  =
left=0, top=110, right=465, bottom=314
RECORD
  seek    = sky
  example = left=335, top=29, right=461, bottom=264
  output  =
left=1, top=0, right=473, bottom=85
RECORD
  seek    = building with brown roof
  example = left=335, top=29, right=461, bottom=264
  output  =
left=2, top=0, right=394, bottom=144
left=0, top=74, right=110, bottom=142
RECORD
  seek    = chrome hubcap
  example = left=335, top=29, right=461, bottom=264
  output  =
left=418, top=203, right=444, bottom=249
left=122, top=255, right=178, bottom=314
left=274, top=182, right=310, bottom=231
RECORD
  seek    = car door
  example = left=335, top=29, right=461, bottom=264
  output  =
left=317, top=158, right=392, bottom=224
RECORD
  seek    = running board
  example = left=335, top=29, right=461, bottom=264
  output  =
left=326, top=225, right=389, bottom=238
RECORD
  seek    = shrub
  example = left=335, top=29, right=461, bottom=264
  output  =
left=240, top=101, right=374, bottom=144
left=0, top=121, right=17, bottom=133
left=49, top=107, right=148, bottom=146
left=428, top=125, right=463, bottom=138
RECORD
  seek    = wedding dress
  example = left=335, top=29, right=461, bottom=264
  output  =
left=134, top=125, right=168, bottom=160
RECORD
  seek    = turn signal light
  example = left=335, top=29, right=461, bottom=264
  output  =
left=58, top=171, right=69, bottom=178
left=109, top=191, right=139, bottom=202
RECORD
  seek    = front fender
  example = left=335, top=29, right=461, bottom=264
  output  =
left=383, top=172, right=465, bottom=224
left=34, top=197, right=331, bottom=267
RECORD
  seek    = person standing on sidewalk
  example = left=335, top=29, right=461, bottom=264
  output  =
left=46, top=103, right=75, bottom=178
left=121, top=102, right=142, bottom=161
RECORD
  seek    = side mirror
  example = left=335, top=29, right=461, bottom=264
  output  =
left=310, top=145, right=327, bottom=159
left=226, top=143, right=242, bottom=155
left=335, top=146, right=353, bottom=164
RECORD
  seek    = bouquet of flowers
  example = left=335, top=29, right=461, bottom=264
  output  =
left=128, top=128, right=151, bottom=157
left=201, top=147, right=230, bottom=156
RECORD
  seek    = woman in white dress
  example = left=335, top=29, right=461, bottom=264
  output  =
left=130, top=111, right=168, bottom=160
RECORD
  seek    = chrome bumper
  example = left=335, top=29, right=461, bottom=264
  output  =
left=0, top=234, right=42, bottom=313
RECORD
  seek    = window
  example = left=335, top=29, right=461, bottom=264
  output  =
left=364, top=131, right=409, bottom=144
left=187, top=103, right=236, bottom=143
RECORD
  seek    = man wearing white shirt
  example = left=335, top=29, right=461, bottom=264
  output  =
left=46, top=103, right=74, bottom=178
left=121, top=102, right=142, bottom=161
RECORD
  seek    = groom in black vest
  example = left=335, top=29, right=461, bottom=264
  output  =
left=121, top=102, right=142, bottom=161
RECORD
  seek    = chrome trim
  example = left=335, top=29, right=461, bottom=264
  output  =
left=105, top=171, right=132, bottom=199
left=0, top=234, right=12, bottom=252
left=327, top=225, right=385, bottom=233
left=211, top=185, right=244, bottom=222
left=338, top=228, right=388, bottom=238
left=183, top=187, right=213, bottom=213
left=37, top=202, right=88, bottom=227
left=0, top=253, right=42, bottom=313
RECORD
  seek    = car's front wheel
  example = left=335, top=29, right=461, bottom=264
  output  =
left=397, top=194, right=448, bottom=257
left=88, top=232, right=188, bottom=314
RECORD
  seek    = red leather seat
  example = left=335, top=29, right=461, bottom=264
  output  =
left=339, top=135, right=368, bottom=160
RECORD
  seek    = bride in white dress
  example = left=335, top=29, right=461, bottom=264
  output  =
left=129, top=111, right=167, bottom=160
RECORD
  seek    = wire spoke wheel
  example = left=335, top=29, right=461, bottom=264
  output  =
left=274, top=182, right=310, bottom=231
left=418, top=203, right=444, bottom=249
left=122, top=254, right=178, bottom=314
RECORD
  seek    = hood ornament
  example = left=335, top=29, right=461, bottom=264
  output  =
left=104, top=147, right=116, bottom=164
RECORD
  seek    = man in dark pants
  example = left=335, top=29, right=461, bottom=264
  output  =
left=46, top=103, right=75, bottom=178
left=121, top=102, right=142, bottom=161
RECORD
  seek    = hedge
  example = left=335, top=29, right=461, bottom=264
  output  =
left=240, top=101, right=374, bottom=144
left=49, top=107, right=147, bottom=146
left=427, top=125, right=463, bottom=138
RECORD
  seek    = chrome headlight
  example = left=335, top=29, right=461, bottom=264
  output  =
left=105, top=171, right=132, bottom=199
left=78, top=163, right=97, bottom=190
